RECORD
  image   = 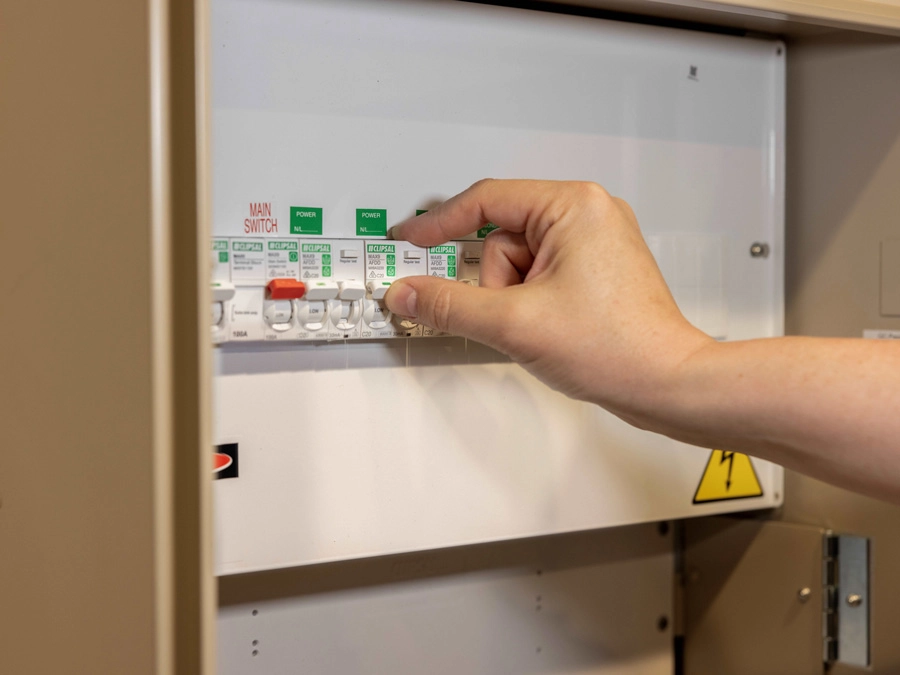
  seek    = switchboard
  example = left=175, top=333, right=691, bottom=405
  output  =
left=212, top=0, right=785, bottom=574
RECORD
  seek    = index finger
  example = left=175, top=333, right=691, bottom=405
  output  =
left=389, top=179, right=600, bottom=250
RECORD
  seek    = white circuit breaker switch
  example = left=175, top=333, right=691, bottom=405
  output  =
left=360, top=279, right=396, bottom=338
left=298, top=239, right=367, bottom=339
left=366, top=279, right=392, bottom=300
left=338, top=280, right=366, bottom=301
left=365, top=240, right=426, bottom=336
left=296, top=300, right=329, bottom=334
left=229, top=288, right=266, bottom=341
left=263, top=299, right=293, bottom=331
left=328, top=296, right=363, bottom=336
left=210, top=280, right=234, bottom=344
left=305, top=279, right=340, bottom=300
left=211, top=282, right=236, bottom=302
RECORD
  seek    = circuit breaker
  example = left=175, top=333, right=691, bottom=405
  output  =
left=212, top=239, right=484, bottom=343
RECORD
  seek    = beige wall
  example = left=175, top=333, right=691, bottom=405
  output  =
left=782, top=30, right=900, bottom=673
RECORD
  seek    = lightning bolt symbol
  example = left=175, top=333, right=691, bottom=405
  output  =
left=720, top=451, right=735, bottom=491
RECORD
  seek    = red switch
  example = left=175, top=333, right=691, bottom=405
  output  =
left=267, top=278, right=307, bottom=300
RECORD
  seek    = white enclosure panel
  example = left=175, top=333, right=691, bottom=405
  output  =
left=218, top=525, right=673, bottom=675
left=211, top=0, right=785, bottom=573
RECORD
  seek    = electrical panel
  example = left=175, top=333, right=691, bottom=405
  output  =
left=212, top=240, right=482, bottom=343
left=212, top=0, right=785, bottom=574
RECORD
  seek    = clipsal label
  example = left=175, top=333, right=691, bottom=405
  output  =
left=267, top=239, right=300, bottom=279
left=230, top=239, right=266, bottom=283
left=427, top=244, right=457, bottom=279
left=365, top=243, right=396, bottom=280
left=300, top=242, right=332, bottom=278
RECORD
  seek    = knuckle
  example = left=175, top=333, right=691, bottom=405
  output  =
left=572, top=181, right=612, bottom=204
left=470, top=178, right=495, bottom=192
left=612, top=196, right=637, bottom=220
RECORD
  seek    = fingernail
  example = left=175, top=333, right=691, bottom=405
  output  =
left=386, top=226, right=398, bottom=240
left=387, top=281, right=417, bottom=318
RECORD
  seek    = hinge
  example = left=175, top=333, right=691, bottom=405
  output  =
left=822, top=532, right=870, bottom=670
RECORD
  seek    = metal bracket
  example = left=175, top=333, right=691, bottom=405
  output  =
left=823, top=533, right=870, bottom=669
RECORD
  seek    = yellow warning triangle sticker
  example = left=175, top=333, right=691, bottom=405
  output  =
left=693, top=450, right=764, bottom=504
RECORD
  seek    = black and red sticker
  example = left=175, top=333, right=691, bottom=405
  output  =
left=214, top=443, right=239, bottom=480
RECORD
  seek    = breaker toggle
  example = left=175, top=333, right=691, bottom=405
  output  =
left=366, top=280, right=392, bottom=300
left=266, top=278, right=307, bottom=300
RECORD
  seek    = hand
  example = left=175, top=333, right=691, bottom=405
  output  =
left=385, top=179, right=900, bottom=503
left=384, top=179, right=713, bottom=424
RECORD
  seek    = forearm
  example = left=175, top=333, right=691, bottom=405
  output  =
left=643, top=337, right=900, bottom=502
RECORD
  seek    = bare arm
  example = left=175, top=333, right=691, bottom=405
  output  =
left=384, top=179, right=900, bottom=503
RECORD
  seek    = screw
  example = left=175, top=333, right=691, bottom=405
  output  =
left=750, top=242, right=770, bottom=258
left=798, top=587, right=812, bottom=603
left=847, top=594, right=863, bottom=607
left=657, top=616, right=669, bottom=632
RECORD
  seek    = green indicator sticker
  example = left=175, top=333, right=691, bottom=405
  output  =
left=212, top=240, right=228, bottom=251
left=356, top=209, right=387, bottom=236
left=218, top=252, right=229, bottom=263
left=290, top=207, right=323, bottom=235
left=322, top=254, right=331, bottom=265
left=386, top=254, right=395, bottom=265
left=322, top=266, right=332, bottom=277
left=289, top=252, right=298, bottom=262
left=416, top=209, right=429, bottom=216
left=448, top=255, right=456, bottom=266
left=477, top=223, right=500, bottom=239
left=386, top=266, right=396, bottom=277
left=448, top=266, right=456, bottom=277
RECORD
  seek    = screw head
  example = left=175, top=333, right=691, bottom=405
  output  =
left=798, top=587, right=812, bottom=602
left=847, top=594, right=863, bottom=607
left=750, top=242, right=770, bottom=258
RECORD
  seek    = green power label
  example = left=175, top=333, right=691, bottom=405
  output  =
left=356, top=209, right=387, bottom=236
left=301, top=243, right=331, bottom=253
left=268, top=241, right=298, bottom=251
left=232, top=241, right=263, bottom=252
left=367, top=243, right=395, bottom=253
left=290, top=207, right=323, bottom=235
left=477, top=223, right=500, bottom=239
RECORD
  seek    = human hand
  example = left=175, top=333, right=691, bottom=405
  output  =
left=384, top=179, right=713, bottom=423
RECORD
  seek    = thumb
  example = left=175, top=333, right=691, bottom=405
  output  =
left=384, top=277, right=510, bottom=348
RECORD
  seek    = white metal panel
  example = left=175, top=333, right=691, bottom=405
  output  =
left=211, top=0, right=785, bottom=573
left=217, top=525, right=673, bottom=675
